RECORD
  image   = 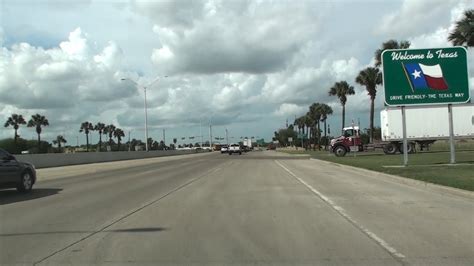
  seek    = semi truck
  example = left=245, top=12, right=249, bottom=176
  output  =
left=330, top=104, right=473, bottom=156
left=243, top=138, right=252, bottom=151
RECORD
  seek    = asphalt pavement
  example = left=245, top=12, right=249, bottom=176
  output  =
left=0, top=151, right=473, bottom=265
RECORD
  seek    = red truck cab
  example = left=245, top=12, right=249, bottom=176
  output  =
left=330, top=126, right=363, bottom=157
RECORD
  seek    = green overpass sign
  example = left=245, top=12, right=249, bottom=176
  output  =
left=382, top=47, right=470, bottom=106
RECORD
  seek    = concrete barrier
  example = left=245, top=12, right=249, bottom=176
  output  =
left=15, top=150, right=205, bottom=169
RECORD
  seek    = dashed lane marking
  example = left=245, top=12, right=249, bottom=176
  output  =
left=275, top=160, right=407, bottom=264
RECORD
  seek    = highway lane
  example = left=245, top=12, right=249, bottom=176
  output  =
left=0, top=151, right=473, bottom=265
left=0, top=152, right=221, bottom=265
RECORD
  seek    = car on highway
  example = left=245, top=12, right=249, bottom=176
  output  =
left=220, top=145, right=228, bottom=153
left=202, top=146, right=212, bottom=152
left=0, top=148, right=36, bottom=192
left=228, top=144, right=242, bottom=155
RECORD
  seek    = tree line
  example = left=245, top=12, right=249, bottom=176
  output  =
left=79, top=122, right=126, bottom=152
left=3, top=114, right=183, bottom=153
left=3, top=114, right=128, bottom=153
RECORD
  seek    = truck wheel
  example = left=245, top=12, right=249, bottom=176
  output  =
left=334, top=146, right=347, bottom=157
left=383, top=143, right=398, bottom=155
left=17, top=171, right=33, bottom=192
left=399, top=143, right=415, bottom=154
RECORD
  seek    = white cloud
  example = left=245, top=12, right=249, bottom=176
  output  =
left=94, top=41, right=123, bottom=69
left=133, top=0, right=206, bottom=30
left=261, top=57, right=362, bottom=106
left=409, top=0, right=472, bottom=49
left=377, top=0, right=461, bottom=38
left=409, top=28, right=451, bottom=49
left=0, top=27, right=4, bottom=47
left=273, top=103, right=307, bottom=117
left=331, top=58, right=360, bottom=81
left=147, top=1, right=323, bottom=74
left=59, top=28, right=90, bottom=60
left=0, top=28, right=138, bottom=137
left=213, top=85, right=242, bottom=111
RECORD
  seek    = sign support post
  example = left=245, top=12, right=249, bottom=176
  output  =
left=352, top=123, right=356, bottom=157
left=448, top=104, right=456, bottom=164
left=401, top=106, right=408, bottom=166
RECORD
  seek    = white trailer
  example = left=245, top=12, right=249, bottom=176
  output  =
left=380, top=104, right=473, bottom=154
left=243, top=138, right=252, bottom=150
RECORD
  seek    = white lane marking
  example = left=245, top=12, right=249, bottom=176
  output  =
left=275, top=160, right=406, bottom=260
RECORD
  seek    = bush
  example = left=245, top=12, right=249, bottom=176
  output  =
left=0, top=138, right=28, bottom=154
left=0, top=138, right=51, bottom=154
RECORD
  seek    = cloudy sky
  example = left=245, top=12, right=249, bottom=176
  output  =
left=0, top=0, right=473, bottom=145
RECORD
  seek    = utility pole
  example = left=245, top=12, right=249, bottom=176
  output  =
left=200, top=119, right=203, bottom=147
left=209, top=123, right=213, bottom=150
left=225, top=128, right=229, bottom=145
left=128, top=131, right=131, bottom=151
left=121, top=76, right=168, bottom=152
left=144, top=86, right=149, bottom=151
left=163, top=128, right=166, bottom=145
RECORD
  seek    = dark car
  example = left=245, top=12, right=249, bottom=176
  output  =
left=0, top=148, right=36, bottom=192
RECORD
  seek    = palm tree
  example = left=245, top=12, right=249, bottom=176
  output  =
left=293, top=118, right=299, bottom=134
left=295, top=116, right=304, bottom=135
left=374, top=39, right=411, bottom=67
left=104, top=124, right=116, bottom=148
left=27, top=114, right=49, bottom=153
left=328, top=81, right=355, bottom=134
left=4, top=114, right=26, bottom=143
left=52, top=135, right=67, bottom=152
left=303, top=114, right=312, bottom=137
left=304, top=112, right=316, bottom=149
left=294, top=116, right=305, bottom=135
left=147, top=137, right=154, bottom=150
left=79, top=121, right=94, bottom=152
left=309, top=103, right=322, bottom=149
left=448, top=9, right=473, bottom=47
left=114, top=128, right=125, bottom=151
left=318, top=103, right=333, bottom=149
left=94, top=122, right=106, bottom=152
left=356, top=67, right=382, bottom=143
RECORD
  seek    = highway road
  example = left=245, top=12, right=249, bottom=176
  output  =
left=1, top=151, right=473, bottom=265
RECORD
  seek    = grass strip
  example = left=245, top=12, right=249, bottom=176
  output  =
left=281, top=149, right=474, bottom=191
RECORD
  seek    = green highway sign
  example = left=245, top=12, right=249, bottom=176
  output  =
left=382, top=47, right=470, bottom=106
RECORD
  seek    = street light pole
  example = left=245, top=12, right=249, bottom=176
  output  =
left=144, top=86, right=149, bottom=151
left=225, top=128, right=228, bottom=145
left=209, top=123, right=212, bottom=150
left=200, top=119, right=203, bottom=147
left=121, top=76, right=167, bottom=152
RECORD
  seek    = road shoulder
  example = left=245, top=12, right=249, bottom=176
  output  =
left=310, top=157, right=474, bottom=200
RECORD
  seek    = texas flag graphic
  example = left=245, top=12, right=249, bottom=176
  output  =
left=403, top=63, right=449, bottom=91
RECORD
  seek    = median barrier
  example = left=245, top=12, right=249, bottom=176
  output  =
left=15, top=150, right=205, bottom=168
